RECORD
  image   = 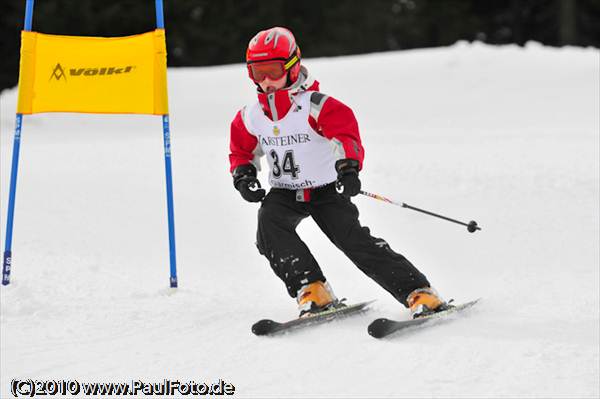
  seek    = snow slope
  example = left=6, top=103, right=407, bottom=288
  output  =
left=1, top=41, right=598, bottom=398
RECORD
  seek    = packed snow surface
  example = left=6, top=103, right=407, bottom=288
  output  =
left=1, top=41, right=599, bottom=398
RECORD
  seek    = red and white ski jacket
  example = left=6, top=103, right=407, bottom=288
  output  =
left=229, top=67, right=364, bottom=191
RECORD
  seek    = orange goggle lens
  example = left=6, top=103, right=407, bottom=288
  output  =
left=247, top=61, right=287, bottom=83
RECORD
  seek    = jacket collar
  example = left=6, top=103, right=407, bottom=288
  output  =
left=257, top=66, right=320, bottom=121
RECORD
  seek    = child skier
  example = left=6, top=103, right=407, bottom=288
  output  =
left=229, top=27, right=448, bottom=318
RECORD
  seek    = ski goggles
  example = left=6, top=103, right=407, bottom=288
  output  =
left=247, top=56, right=299, bottom=83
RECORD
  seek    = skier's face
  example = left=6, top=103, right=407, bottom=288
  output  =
left=259, top=74, right=287, bottom=94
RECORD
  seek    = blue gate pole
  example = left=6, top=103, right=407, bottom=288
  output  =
left=155, top=0, right=165, bottom=29
left=162, top=116, right=178, bottom=288
left=2, top=0, right=35, bottom=286
left=156, top=0, right=178, bottom=288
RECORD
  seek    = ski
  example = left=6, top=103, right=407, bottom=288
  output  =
left=367, top=298, right=480, bottom=339
left=252, top=300, right=375, bottom=336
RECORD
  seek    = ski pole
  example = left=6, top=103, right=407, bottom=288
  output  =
left=359, top=190, right=481, bottom=233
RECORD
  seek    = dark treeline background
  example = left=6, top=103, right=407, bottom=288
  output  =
left=1, top=0, right=599, bottom=92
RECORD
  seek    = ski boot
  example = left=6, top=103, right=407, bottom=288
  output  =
left=407, top=287, right=452, bottom=319
left=297, top=281, right=343, bottom=318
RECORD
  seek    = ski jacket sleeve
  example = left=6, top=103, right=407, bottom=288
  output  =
left=229, top=109, right=260, bottom=173
left=309, top=93, right=365, bottom=170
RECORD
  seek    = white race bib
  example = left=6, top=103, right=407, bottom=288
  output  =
left=243, top=92, right=340, bottom=189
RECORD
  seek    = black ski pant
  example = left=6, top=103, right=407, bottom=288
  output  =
left=255, top=183, right=430, bottom=307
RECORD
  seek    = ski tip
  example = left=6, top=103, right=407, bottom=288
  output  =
left=251, top=319, right=277, bottom=336
left=350, top=299, right=376, bottom=310
left=367, top=318, right=391, bottom=339
left=462, top=298, right=482, bottom=308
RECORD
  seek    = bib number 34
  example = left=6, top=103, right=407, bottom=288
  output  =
left=270, top=150, right=300, bottom=179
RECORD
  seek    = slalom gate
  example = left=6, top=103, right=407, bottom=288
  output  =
left=2, top=0, right=178, bottom=288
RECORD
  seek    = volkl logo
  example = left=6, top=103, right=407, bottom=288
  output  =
left=49, top=63, right=135, bottom=81
left=70, top=65, right=135, bottom=76
left=49, top=63, right=67, bottom=81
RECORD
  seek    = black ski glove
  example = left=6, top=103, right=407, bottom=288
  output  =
left=233, top=164, right=266, bottom=203
left=335, top=159, right=361, bottom=198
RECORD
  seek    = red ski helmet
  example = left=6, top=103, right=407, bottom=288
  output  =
left=246, top=27, right=302, bottom=85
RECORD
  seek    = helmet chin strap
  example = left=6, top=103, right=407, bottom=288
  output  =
left=285, top=71, right=294, bottom=88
